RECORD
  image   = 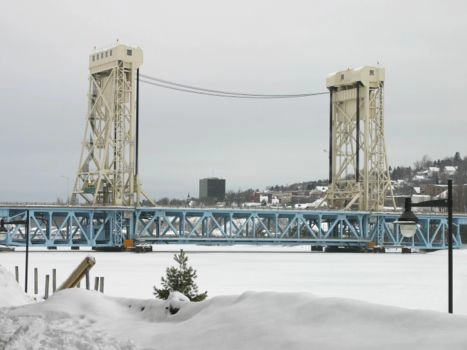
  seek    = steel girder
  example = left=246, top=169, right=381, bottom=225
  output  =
left=369, top=213, right=463, bottom=249
left=133, top=208, right=370, bottom=246
left=0, top=207, right=124, bottom=248
left=0, top=206, right=464, bottom=249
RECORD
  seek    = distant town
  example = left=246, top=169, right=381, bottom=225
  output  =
left=155, top=152, right=467, bottom=212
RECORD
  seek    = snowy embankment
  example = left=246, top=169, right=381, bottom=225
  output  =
left=0, top=264, right=33, bottom=307
left=2, top=266, right=467, bottom=350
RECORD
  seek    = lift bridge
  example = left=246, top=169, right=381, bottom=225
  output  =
left=0, top=206, right=466, bottom=250
left=1, top=44, right=465, bottom=250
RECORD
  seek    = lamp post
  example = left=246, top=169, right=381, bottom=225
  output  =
left=394, top=179, right=453, bottom=313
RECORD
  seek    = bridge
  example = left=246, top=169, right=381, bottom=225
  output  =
left=1, top=205, right=465, bottom=250
left=1, top=45, right=463, bottom=251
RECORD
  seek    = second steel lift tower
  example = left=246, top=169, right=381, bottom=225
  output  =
left=325, top=66, right=395, bottom=211
left=72, top=44, right=152, bottom=206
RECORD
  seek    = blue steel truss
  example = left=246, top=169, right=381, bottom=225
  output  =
left=0, top=206, right=465, bottom=250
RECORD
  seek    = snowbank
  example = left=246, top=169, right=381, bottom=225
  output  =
left=0, top=265, right=33, bottom=308
left=2, top=287, right=467, bottom=349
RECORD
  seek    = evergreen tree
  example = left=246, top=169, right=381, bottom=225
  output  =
left=153, top=249, right=208, bottom=302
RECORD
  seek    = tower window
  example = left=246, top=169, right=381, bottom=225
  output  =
left=127, top=49, right=132, bottom=56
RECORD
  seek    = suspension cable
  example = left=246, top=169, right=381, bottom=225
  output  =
left=140, top=74, right=328, bottom=99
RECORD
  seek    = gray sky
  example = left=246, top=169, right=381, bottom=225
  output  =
left=1, top=0, right=466, bottom=202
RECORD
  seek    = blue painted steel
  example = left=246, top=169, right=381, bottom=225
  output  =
left=0, top=206, right=126, bottom=248
left=0, top=205, right=465, bottom=250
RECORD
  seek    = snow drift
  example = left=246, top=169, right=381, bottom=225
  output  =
left=2, top=264, right=467, bottom=350
left=0, top=265, right=33, bottom=308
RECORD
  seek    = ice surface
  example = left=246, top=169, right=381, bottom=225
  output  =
left=2, top=247, right=467, bottom=349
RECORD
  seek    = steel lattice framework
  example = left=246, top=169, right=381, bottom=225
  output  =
left=72, top=44, right=152, bottom=206
left=326, top=67, right=395, bottom=211
left=1, top=206, right=465, bottom=251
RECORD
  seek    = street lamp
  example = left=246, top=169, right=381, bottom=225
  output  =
left=394, top=179, right=453, bottom=313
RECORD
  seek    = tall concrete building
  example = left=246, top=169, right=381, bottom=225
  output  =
left=199, top=178, right=226, bottom=202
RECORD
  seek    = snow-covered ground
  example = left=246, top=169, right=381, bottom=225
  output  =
left=2, top=245, right=467, bottom=349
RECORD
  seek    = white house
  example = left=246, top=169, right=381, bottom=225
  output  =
left=444, top=166, right=457, bottom=176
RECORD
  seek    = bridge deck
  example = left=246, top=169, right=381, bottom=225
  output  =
left=0, top=206, right=464, bottom=250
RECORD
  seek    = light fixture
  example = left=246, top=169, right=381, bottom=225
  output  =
left=393, top=198, right=419, bottom=238
left=393, top=179, right=453, bottom=313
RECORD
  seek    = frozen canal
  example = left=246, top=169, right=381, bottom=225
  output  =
left=2, top=245, right=467, bottom=314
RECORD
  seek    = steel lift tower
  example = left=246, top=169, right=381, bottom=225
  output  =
left=325, top=66, right=395, bottom=211
left=72, top=44, right=152, bottom=206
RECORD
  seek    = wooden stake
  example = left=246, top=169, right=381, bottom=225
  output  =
left=44, top=274, right=50, bottom=299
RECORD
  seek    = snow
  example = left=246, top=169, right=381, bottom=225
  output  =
left=2, top=246, right=467, bottom=349
left=0, top=264, right=33, bottom=307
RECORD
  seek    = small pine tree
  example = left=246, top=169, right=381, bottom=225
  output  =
left=153, top=249, right=208, bottom=302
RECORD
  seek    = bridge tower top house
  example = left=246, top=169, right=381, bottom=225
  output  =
left=72, top=44, right=152, bottom=206
left=325, top=66, right=395, bottom=211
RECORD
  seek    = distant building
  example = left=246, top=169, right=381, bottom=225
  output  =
left=428, top=167, right=440, bottom=177
left=444, top=166, right=457, bottom=176
left=199, top=178, right=226, bottom=202
left=252, top=192, right=280, bottom=206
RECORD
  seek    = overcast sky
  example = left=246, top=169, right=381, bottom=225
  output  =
left=1, top=0, right=466, bottom=202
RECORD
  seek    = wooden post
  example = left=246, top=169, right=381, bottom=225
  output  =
left=56, top=256, right=96, bottom=291
left=94, top=276, right=99, bottom=291
left=15, top=266, right=19, bottom=283
left=86, top=271, right=90, bottom=290
left=34, top=267, right=38, bottom=295
left=44, top=274, right=50, bottom=299
left=52, top=269, right=57, bottom=292
left=99, top=277, right=104, bottom=293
